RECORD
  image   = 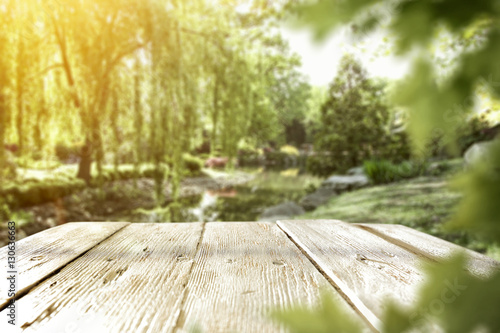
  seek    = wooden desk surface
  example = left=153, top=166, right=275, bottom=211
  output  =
left=1, top=220, right=499, bottom=332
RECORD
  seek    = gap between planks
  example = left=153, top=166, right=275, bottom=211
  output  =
left=276, top=221, right=382, bottom=332
left=172, top=221, right=207, bottom=332
left=173, top=222, right=369, bottom=333
left=9, top=223, right=205, bottom=332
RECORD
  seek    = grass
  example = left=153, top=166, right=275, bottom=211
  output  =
left=302, top=176, right=459, bottom=226
left=299, top=174, right=499, bottom=260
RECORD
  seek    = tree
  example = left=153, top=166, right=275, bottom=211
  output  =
left=315, top=54, right=390, bottom=172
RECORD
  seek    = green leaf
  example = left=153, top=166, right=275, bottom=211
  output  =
left=272, top=291, right=364, bottom=333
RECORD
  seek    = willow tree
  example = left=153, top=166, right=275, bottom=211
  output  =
left=46, top=0, right=145, bottom=183
left=0, top=0, right=312, bottom=196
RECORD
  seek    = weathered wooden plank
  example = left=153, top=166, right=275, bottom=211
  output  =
left=176, top=222, right=369, bottom=333
left=0, top=222, right=129, bottom=309
left=4, top=223, right=204, bottom=333
left=277, top=220, right=431, bottom=331
left=356, top=223, right=500, bottom=278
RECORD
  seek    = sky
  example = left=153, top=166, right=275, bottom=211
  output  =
left=279, top=26, right=411, bottom=87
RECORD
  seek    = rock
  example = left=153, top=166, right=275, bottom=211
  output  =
left=260, top=201, right=305, bottom=220
left=346, top=166, right=365, bottom=176
left=321, top=174, right=369, bottom=192
left=300, top=187, right=337, bottom=211
left=463, top=141, right=496, bottom=168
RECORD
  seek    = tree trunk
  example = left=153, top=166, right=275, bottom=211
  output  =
left=77, top=138, right=92, bottom=184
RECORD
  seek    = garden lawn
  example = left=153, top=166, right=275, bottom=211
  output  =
left=300, top=175, right=500, bottom=260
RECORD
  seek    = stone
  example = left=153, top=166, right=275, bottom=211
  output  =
left=463, top=141, right=497, bottom=168
left=346, top=166, right=365, bottom=176
left=260, top=201, right=305, bottom=220
left=299, top=187, right=337, bottom=211
left=321, top=174, right=369, bottom=192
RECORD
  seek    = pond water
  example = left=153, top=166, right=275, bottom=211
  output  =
left=134, top=170, right=321, bottom=223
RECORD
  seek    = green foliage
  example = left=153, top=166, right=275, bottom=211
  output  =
left=379, top=132, right=412, bottom=163
left=292, top=0, right=498, bottom=153
left=3, top=178, right=86, bottom=208
left=0, top=0, right=309, bottom=201
left=272, top=291, right=363, bottom=333
left=456, top=111, right=495, bottom=154
left=0, top=163, right=171, bottom=208
left=182, top=154, right=204, bottom=176
left=446, top=140, right=500, bottom=242
left=275, top=254, right=500, bottom=333
left=363, top=159, right=427, bottom=185
left=306, top=155, right=338, bottom=177
left=314, top=54, right=394, bottom=173
left=0, top=198, right=11, bottom=222
left=237, top=147, right=263, bottom=167
left=281, top=1, right=500, bottom=331
left=384, top=253, right=500, bottom=333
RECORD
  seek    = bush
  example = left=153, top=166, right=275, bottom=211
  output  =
left=10, top=178, right=85, bottom=207
left=457, top=112, right=493, bottom=154
left=378, top=132, right=411, bottom=163
left=363, top=159, right=428, bottom=185
left=182, top=153, right=204, bottom=176
left=238, top=148, right=262, bottom=167
left=265, top=151, right=288, bottom=167
left=306, top=154, right=339, bottom=177
left=140, top=163, right=168, bottom=179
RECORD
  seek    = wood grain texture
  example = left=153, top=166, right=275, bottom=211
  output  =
left=357, top=223, right=500, bottom=278
left=6, top=223, right=204, bottom=333
left=0, top=222, right=129, bottom=309
left=277, top=220, right=431, bottom=331
left=176, top=222, right=369, bottom=333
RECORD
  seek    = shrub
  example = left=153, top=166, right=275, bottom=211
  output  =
left=457, top=113, right=493, bottom=154
left=182, top=153, right=204, bottom=176
left=378, top=132, right=411, bottom=163
left=238, top=148, right=262, bottom=167
left=306, top=154, right=338, bottom=177
left=265, top=151, right=288, bottom=168
left=363, top=159, right=428, bottom=184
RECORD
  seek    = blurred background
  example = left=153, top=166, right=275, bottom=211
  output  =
left=0, top=0, right=499, bottom=262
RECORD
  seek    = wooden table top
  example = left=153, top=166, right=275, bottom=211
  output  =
left=1, top=220, right=499, bottom=333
